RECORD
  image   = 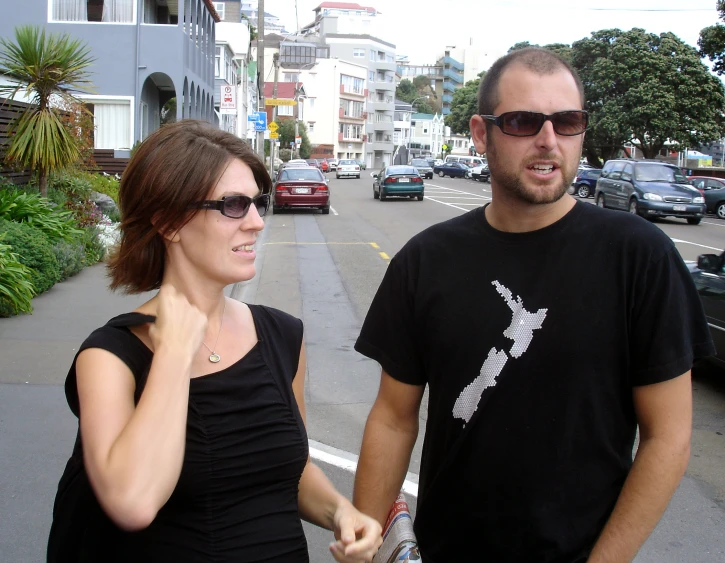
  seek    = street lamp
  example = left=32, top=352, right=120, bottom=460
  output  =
left=406, top=95, right=429, bottom=162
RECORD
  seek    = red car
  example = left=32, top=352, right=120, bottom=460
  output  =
left=273, top=166, right=330, bottom=214
left=318, top=160, right=329, bottom=173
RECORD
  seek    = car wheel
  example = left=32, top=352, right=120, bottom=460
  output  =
left=687, top=217, right=701, bottom=225
left=321, top=206, right=330, bottom=215
left=373, top=187, right=379, bottom=199
left=717, top=202, right=725, bottom=219
left=576, top=184, right=591, bottom=198
left=596, top=193, right=606, bottom=208
left=336, top=175, right=340, bottom=179
left=356, top=175, right=360, bottom=179
left=272, top=206, right=281, bottom=214
left=380, top=190, right=387, bottom=201
left=438, top=171, right=445, bottom=178
left=417, top=194, right=424, bottom=201
left=629, top=199, right=639, bottom=215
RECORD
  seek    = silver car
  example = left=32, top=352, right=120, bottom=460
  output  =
left=336, top=159, right=361, bottom=179
left=410, top=158, right=433, bottom=179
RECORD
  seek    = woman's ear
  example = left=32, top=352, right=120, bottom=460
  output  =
left=151, top=213, right=181, bottom=243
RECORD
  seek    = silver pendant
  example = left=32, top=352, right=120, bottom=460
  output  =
left=209, top=353, right=221, bottom=363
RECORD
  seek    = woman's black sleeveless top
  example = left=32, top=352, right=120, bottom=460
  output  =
left=48, top=305, right=309, bottom=563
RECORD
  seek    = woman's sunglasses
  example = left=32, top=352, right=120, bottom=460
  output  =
left=188, top=193, right=270, bottom=219
left=481, top=110, right=588, bottom=137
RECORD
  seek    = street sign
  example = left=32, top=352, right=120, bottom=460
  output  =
left=297, top=136, right=303, bottom=146
left=268, top=121, right=279, bottom=132
left=253, top=112, right=267, bottom=132
left=265, top=99, right=297, bottom=106
left=270, top=132, right=279, bottom=139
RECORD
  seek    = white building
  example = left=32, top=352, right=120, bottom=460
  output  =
left=448, top=132, right=474, bottom=156
left=393, top=99, right=413, bottom=164
left=409, top=112, right=444, bottom=159
left=299, top=58, right=368, bottom=160
left=215, top=21, right=253, bottom=139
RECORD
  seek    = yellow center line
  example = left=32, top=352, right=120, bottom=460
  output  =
left=379, top=252, right=390, bottom=260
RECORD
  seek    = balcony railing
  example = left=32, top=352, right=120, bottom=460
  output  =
left=375, top=114, right=393, bottom=123
left=442, top=94, right=453, bottom=103
left=443, top=68, right=463, bottom=84
left=443, top=56, right=464, bottom=71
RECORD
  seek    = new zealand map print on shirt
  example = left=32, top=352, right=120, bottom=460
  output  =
left=452, top=281, right=548, bottom=424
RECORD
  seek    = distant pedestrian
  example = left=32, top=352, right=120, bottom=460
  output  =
left=353, top=48, right=714, bottom=562
left=47, top=120, right=381, bottom=563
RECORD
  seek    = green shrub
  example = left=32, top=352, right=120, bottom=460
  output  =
left=49, top=169, right=120, bottom=203
left=0, top=233, right=35, bottom=317
left=88, top=173, right=120, bottom=203
left=52, top=239, right=86, bottom=281
left=106, top=207, right=121, bottom=223
left=79, top=226, right=106, bottom=264
left=0, top=219, right=60, bottom=294
left=0, top=188, right=82, bottom=242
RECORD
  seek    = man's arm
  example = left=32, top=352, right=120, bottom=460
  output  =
left=353, top=370, right=426, bottom=527
left=588, top=372, right=692, bottom=563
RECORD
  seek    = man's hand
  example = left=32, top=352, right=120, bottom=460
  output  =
left=329, top=499, right=383, bottom=563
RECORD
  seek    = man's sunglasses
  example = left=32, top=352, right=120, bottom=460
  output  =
left=188, top=193, right=270, bottom=219
left=481, top=110, right=588, bottom=137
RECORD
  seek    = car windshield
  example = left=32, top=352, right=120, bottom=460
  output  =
left=279, top=169, right=323, bottom=181
left=634, top=163, right=688, bottom=183
left=339, top=160, right=356, bottom=165
left=387, top=166, right=417, bottom=175
left=411, top=159, right=429, bottom=166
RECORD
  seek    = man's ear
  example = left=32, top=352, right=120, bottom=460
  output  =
left=151, top=213, right=181, bottom=243
left=470, top=114, right=488, bottom=155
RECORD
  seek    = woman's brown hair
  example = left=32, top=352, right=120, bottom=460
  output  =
left=107, top=119, right=271, bottom=293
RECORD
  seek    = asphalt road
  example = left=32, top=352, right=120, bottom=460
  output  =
left=1, top=172, right=723, bottom=562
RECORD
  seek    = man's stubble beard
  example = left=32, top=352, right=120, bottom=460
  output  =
left=487, top=140, right=578, bottom=205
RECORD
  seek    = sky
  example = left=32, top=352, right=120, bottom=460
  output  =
left=264, top=0, right=723, bottom=69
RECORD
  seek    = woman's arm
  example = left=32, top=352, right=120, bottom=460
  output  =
left=292, top=342, right=383, bottom=562
left=77, top=285, right=206, bottom=531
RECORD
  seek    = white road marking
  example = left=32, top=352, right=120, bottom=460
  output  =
left=309, top=439, right=419, bottom=497
left=670, top=238, right=723, bottom=252
left=702, top=220, right=725, bottom=227
left=330, top=207, right=339, bottom=215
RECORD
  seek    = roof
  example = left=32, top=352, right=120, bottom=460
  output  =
left=313, top=2, right=377, bottom=14
left=203, top=0, right=221, bottom=22
left=263, top=82, right=299, bottom=99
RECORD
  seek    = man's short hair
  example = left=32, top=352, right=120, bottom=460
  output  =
left=478, top=48, right=585, bottom=116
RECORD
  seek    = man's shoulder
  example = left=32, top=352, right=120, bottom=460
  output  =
left=400, top=208, right=483, bottom=256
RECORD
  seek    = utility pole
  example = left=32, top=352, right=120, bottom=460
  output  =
left=270, top=52, right=280, bottom=178
left=256, top=0, right=265, bottom=162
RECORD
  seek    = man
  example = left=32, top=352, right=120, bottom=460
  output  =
left=353, top=48, right=715, bottom=562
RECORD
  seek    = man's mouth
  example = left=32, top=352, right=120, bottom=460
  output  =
left=529, top=163, right=556, bottom=175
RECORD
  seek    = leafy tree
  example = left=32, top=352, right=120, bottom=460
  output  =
left=161, top=98, right=177, bottom=125
left=699, top=1, right=725, bottom=74
left=395, top=78, right=416, bottom=101
left=509, top=41, right=571, bottom=60
left=278, top=119, right=312, bottom=159
left=445, top=76, right=482, bottom=136
left=571, top=28, right=725, bottom=163
left=508, top=41, right=536, bottom=52
left=396, top=77, right=439, bottom=114
left=0, top=26, right=94, bottom=197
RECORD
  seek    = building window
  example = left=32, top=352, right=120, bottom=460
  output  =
left=283, top=73, right=300, bottom=83
left=213, top=2, right=225, bottom=20
left=281, top=44, right=316, bottom=65
left=308, top=122, right=315, bottom=132
left=340, top=74, right=364, bottom=95
left=52, top=0, right=134, bottom=23
left=278, top=105, right=293, bottom=116
left=353, top=48, right=365, bottom=58
left=215, top=46, right=221, bottom=78
left=370, top=49, right=375, bottom=61
left=368, top=70, right=375, bottom=83
left=90, top=99, right=132, bottom=149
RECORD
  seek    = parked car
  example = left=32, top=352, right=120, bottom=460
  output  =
left=318, top=159, right=329, bottom=173
left=326, top=158, right=339, bottom=171
left=410, top=158, right=433, bottom=179
left=433, top=161, right=468, bottom=178
left=273, top=166, right=330, bottom=214
left=306, top=159, right=321, bottom=169
left=470, top=163, right=490, bottom=183
left=336, top=159, right=361, bottom=179
left=571, top=168, right=601, bottom=198
left=356, top=160, right=367, bottom=170
left=595, top=159, right=705, bottom=225
left=689, top=176, right=725, bottom=219
left=372, top=165, right=425, bottom=201
left=688, top=251, right=725, bottom=366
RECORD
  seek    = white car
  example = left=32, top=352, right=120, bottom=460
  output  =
left=336, top=159, right=361, bottom=179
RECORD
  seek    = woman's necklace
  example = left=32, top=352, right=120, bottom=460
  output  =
left=201, top=299, right=226, bottom=363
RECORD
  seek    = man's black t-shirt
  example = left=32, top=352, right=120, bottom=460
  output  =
left=355, top=202, right=715, bottom=562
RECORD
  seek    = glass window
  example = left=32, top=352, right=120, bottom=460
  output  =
left=354, top=48, right=365, bottom=58
left=277, top=105, right=293, bottom=116
left=53, top=0, right=135, bottom=23
left=308, top=122, right=315, bottom=132
left=215, top=46, right=221, bottom=77
left=213, top=2, right=225, bottom=20
left=370, top=49, right=375, bottom=61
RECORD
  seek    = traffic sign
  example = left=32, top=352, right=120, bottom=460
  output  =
left=270, top=132, right=279, bottom=139
left=265, top=99, right=297, bottom=106
left=268, top=122, right=279, bottom=132
left=252, top=111, right=267, bottom=132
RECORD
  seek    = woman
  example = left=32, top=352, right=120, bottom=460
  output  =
left=47, top=120, right=381, bottom=562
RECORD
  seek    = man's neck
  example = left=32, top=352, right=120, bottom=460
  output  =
left=484, top=193, right=577, bottom=233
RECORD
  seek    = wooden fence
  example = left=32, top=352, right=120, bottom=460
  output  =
left=0, top=97, right=33, bottom=184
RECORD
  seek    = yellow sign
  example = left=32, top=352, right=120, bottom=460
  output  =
left=268, top=121, right=279, bottom=132
left=269, top=132, right=279, bottom=139
left=265, top=99, right=297, bottom=106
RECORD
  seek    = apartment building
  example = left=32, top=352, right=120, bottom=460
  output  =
left=409, top=112, right=444, bottom=159
left=0, top=0, right=220, bottom=155
left=214, top=20, right=253, bottom=138
left=397, top=50, right=464, bottom=116
left=298, top=58, right=367, bottom=161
